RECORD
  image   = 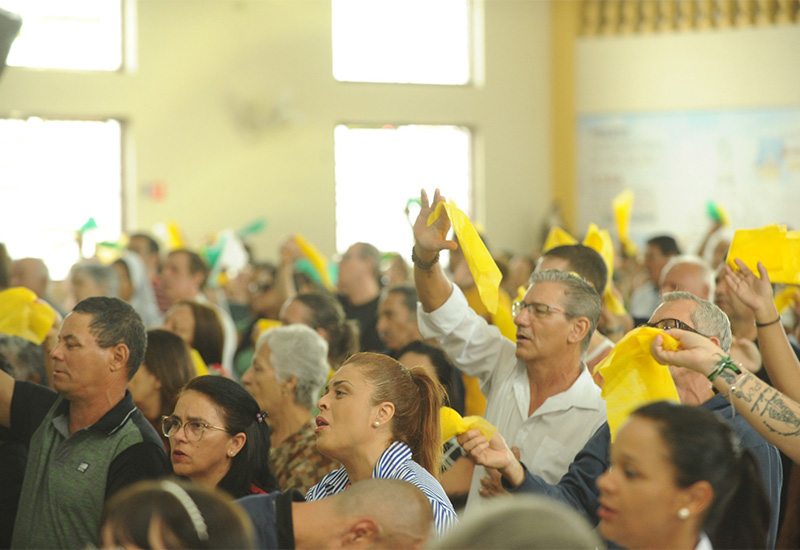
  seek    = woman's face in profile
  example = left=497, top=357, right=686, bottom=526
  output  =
left=596, top=417, right=695, bottom=549
left=163, top=304, right=195, bottom=347
left=315, top=364, right=381, bottom=460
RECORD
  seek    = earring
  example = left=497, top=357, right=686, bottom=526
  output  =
left=373, top=421, right=380, bottom=427
left=678, top=507, right=690, bottom=520
left=228, top=450, right=235, bottom=457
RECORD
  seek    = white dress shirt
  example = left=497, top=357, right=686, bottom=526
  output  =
left=417, top=285, right=607, bottom=514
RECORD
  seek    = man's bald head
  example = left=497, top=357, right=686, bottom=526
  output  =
left=659, top=255, right=715, bottom=300
left=11, top=258, right=50, bottom=298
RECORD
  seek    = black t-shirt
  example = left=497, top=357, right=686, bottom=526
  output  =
left=338, top=294, right=383, bottom=352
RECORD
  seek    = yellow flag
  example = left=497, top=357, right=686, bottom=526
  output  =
left=727, top=225, right=800, bottom=285
left=774, top=285, right=799, bottom=314
left=293, top=234, right=335, bottom=291
left=542, top=226, right=578, bottom=253
left=440, top=406, right=498, bottom=444
left=583, top=224, right=628, bottom=316
left=0, top=287, right=57, bottom=345
left=612, top=190, right=636, bottom=257
left=598, top=327, right=681, bottom=441
left=189, top=348, right=210, bottom=377
left=428, top=201, right=503, bottom=315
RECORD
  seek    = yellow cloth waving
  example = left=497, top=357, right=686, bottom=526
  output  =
left=597, top=327, right=681, bottom=441
left=727, top=225, right=800, bottom=285
left=440, top=406, right=498, bottom=444
left=612, top=190, right=636, bottom=258
left=428, top=201, right=503, bottom=315
left=583, top=224, right=627, bottom=316
left=0, top=287, right=57, bottom=345
left=294, top=234, right=335, bottom=292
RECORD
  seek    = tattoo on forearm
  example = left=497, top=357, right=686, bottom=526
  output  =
left=759, top=393, right=800, bottom=437
left=737, top=376, right=760, bottom=405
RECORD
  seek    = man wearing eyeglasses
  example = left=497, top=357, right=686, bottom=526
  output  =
left=0, top=297, right=169, bottom=549
left=458, top=291, right=782, bottom=548
left=411, top=189, right=607, bottom=513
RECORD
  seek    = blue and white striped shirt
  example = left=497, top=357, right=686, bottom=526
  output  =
left=305, top=440, right=458, bottom=536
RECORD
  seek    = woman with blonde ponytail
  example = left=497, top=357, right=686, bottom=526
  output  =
left=306, top=352, right=457, bottom=536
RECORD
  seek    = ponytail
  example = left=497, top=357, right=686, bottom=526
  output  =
left=408, top=366, right=445, bottom=479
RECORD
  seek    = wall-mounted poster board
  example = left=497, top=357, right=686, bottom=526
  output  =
left=577, top=109, right=800, bottom=253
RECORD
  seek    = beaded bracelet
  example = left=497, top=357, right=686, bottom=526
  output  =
left=707, top=355, right=742, bottom=382
left=411, top=246, right=440, bottom=271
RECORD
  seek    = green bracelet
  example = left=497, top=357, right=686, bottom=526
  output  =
left=708, top=356, right=742, bottom=382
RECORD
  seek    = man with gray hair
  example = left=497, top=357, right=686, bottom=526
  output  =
left=460, top=291, right=782, bottom=548
left=411, top=189, right=606, bottom=513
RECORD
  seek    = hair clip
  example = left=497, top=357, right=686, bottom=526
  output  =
left=256, top=411, right=268, bottom=423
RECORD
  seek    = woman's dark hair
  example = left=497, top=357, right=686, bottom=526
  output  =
left=182, top=376, right=278, bottom=498
left=177, top=300, right=224, bottom=366
left=343, top=352, right=446, bottom=478
left=632, top=401, right=770, bottom=549
left=292, top=292, right=359, bottom=368
left=397, top=340, right=465, bottom=415
left=100, top=479, right=255, bottom=549
left=144, top=329, right=196, bottom=419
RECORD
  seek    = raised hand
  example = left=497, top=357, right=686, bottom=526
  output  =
left=412, top=189, right=458, bottom=258
left=725, top=259, right=778, bottom=322
left=650, top=329, right=724, bottom=377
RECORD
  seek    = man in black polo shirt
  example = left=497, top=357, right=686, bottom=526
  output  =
left=0, top=297, right=169, bottom=549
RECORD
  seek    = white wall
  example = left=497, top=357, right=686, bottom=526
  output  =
left=0, top=0, right=553, bottom=261
left=574, top=26, right=800, bottom=249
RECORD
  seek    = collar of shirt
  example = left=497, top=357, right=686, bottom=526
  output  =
left=514, top=363, right=605, bottom=420
left=52, top=390, right=139, bottom=436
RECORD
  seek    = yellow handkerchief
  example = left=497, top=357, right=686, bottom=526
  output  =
left=583, top=224, right=628, bottom=316
left=598, top=327, right=681, bottom=441
left=542, top=226, right=578, bottom=253
left=294, top=234, right=334, bottom=291
left=727, top=225, right=800, bottom=285
left=428, top=201, right=503, bottom=315
left=0, top=287, right=57, bottom=345
left=189, top=348, right=210, bottom=377
left=612, top=190, right=637, bottom=257
left=440, top=406, right=498, bottom=444
left=255, top=318, right=282, bottom=341
left=774, top=286, right=800, bottom=314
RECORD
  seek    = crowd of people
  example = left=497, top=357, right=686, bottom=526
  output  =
left=0, top=188, right=799, bottom=549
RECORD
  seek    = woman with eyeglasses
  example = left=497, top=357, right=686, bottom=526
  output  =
left=162, top=376, right=278, bottom=498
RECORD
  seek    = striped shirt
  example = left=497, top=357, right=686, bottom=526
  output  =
left=305, top=441, right=458, bottom=536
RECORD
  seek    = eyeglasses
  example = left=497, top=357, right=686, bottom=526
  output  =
left=512, top=301, right=567, bottom=318
left=161, top=415, right=228, bottom=442
left=645, top=318, right=708, bottom=338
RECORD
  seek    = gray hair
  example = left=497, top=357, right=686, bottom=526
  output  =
left=661, top=291, right=731, bottom=352
left=256, top=324, right=329, bottom=409
left=528, top=270, right=601, bottom=353
left=659, top=255, right=716, bottom=298
left=0, top=334, right=46, bottom=383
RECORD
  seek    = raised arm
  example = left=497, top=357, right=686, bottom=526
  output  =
left=726, top=259, right=800, bottom=400
left=412, top=189, right=458, bottom=313
left=652, top=329, right=800, bottom=463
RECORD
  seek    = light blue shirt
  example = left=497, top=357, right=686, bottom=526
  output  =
left=306, top=441, right=458, bottom=536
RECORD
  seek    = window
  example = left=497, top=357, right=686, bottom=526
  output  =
left=0, top=117, right=123, bottom=279
left=334, top=124, right=472, bottom=259
left=332, top=0, right=471, bottom=85
left=0, top=0, right=123, bottom=71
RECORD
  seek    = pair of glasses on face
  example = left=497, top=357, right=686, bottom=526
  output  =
left=512, top=301, right=567, bottom=318
left=161, top=415, right=228, bottom=442
left=645, top=318, right=708, bottom=338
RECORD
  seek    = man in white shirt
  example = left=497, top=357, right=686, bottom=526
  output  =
left=411, top=189, right=607, bottom=513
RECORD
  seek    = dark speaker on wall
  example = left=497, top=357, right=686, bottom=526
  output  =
left=0, top=7, right=22, bottom=80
